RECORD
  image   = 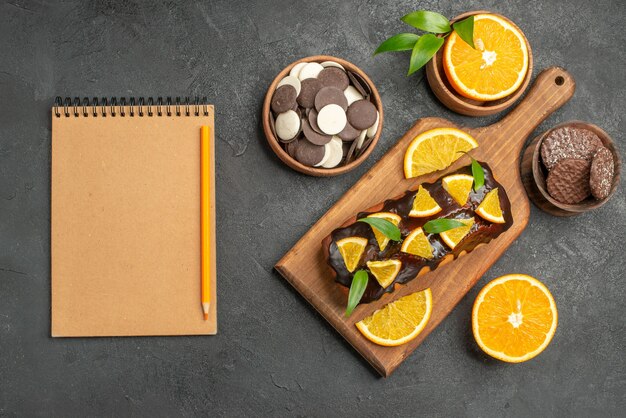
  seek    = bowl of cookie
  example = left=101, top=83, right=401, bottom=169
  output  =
left=521, top=121, right=621, bottom=216
left=262, top=55, right=383, bottom=176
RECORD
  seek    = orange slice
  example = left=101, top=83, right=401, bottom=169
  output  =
left=442, top=173, right=474, bottom=206
left=472, top=274, right=558, bottom=363
left=356, top=288, right=432, bottom=346
left=443, top=14, right=529, bottom=101
left=401, top=228, right=434, bottom=259
left=366, top=212, right=402, bottom=251
left=404, top=128, right=478, bottom=179
left=366, top=259, right=401, bottom=289
left=336, top=236, right=368, bottom=273
left=476, top=188, right=505, bottom=223
left=409, top=185, right=442, bottom=217
left=439, top=217, right=474, bottom=249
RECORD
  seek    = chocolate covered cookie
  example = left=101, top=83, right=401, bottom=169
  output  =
left=541, top=127, right=602, bottom=170
left=271, top=85, right=297, bottom=113
left=546, top=158, right=591, bottom=204
left=589, top=146, right=614, bottom=199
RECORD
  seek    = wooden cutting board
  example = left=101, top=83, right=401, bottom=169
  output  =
left=275, top=67, right=575, bottom=377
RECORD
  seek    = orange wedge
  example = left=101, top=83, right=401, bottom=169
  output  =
left=443, top=14, right=529, bottom=101
left=336, top=236, right=368, bottom=273
left=367, top=212, right=402, bottom=251
left=409, top=185, right=442, bottom=217
left=476, top=188, right=505, bottom=223
left=439, top=217, right=474, bottom=249
left=472, top=274, right=558, bottom=363
left=356, top=288, right=432, bottom=346
left=404, top=128, right=478, bottom=179
left=442, top=173, right=474, bottom=206
left=401, top=228, right=434, bottom=259
left=366, top=259, right=402, bottom=289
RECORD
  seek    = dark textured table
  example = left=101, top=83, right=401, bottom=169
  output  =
left=1, top=0, right=624, bottom=416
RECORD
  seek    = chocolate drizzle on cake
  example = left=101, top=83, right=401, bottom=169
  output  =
left=326, top=163, right=513, bottom=303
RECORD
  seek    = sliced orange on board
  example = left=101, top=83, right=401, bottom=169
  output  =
left=409, top=185, right=442, bottom=217
left=401, top=228, right=434, bottom=259
left=367, top=212, right=402, bottom=251
left=443, top=14, right=529, bottom=101
left=439, top=217, right=474, bottom=249
left=404, top=128, right=478, bottom=179
left=356, top=288, right=432, bottom=346
left=476, top=188, right=505, bottom=223
left=336, top=236, right=368, bottom=273
left=472, top=274, right=558, bottom=363
left=442, top=174, right=474, bottom=206
left=366, top=259, right=402, bottom=289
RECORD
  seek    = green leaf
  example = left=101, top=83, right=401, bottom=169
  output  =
left=345, top=270, right=368, bottom=317
left=374, top=33, right=420, bottom=55
left=457, top=151, right=484, bottom=191
left=471, top=159, right=485, bottom=191
left=358, top=217, right=401, bottom=241
left=401, top=10, right=451, bottom=33
left=452, top=16, right=475, bottom=49
left=423, top=218, right=467, bottom=234
left=408, top=34, right=444, bottom=75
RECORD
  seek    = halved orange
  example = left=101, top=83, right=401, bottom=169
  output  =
left=356, top=288, right=432, bottom=346
left=442, top=173, right=474, bottom=206
left=336, top=236, right=368, bottom=273
left=401, top=228, right=434, bottom=259
left=366, top=259, right=402, bottom=289
left=472, top=274, right=558, bottom=363
left=404, top=128, right=478, bottom=179
left=367, top=212, right=402, bottom=251
left=443, top=14, right=529, bottom=101
left=476, top=188, right=505, bottom=223
left=409, top=185, right=442, bottom=217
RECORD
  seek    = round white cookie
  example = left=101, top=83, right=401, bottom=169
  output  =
left=313, top=144, right=331, bottom=167
left=344, top=85, right=364, bottom=106
left=322, top=136, right=343, bottom=168
left=275, top=110, right=301, bottom=141
left=289, top=62, right=307, bottom=78
left=316, top=104, right=347, bottom=135
left=320, top=61, right=345, bottom=71
left=298, top=62, right=324, bottom=80
left=366, top=111, right=379, bottom=138
left=277, top=75, right=301, bottom=96
left=355, top=129, right=367, bottom=149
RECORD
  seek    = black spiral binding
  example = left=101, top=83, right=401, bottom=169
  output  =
left=53, top=96, right=210, bottom=118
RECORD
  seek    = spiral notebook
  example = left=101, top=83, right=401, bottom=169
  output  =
left=51, top=97, right=217, bottom=337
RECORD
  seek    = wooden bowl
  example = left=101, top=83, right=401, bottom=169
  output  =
left=262, top=55, right=383, bottom=177
left=521, top=121, right=621, bottom=216
left=425, top=11, right=533, bottom=117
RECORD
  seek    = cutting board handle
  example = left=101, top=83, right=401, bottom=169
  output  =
left=488, top=66, right=575, bottom=156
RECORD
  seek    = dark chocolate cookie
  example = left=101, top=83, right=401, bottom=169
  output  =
left=294, top=138, right=326, bottom=166
left=297, top=78, right=322, bottom=109
left=317, top=67, right=349, bottom=90
left=302, top=118, right=332, bottom=146
left=271, top=85, right=297, bottom=114
left=346, top=100, right=377, bottom=130
left=314, top=87, right=348, bottom=112
left=541, top=127, right=603, bottom=171
left=337, top=121, right=360, bottom=142
left=589, top=146, right=614, bottom=199
left=546, top=158, right=591, bottom=204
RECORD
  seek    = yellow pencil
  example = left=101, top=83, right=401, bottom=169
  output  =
left=201, top=126, right=211, bottom=320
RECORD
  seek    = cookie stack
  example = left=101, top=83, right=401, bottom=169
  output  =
left=541, top=126, right=615, bottom=204
left=269, top=60, right=380, bottom=169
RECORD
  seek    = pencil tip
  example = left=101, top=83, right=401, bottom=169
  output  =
left=204, top=313, right=209, bottom=321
